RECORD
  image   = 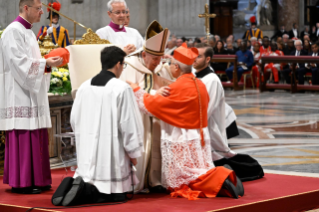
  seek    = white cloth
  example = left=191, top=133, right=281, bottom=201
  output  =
left=293, top=28, right=298, bottom=38
left=156, top=63, right=176, bottom=81
left=120, top=56, right=170, bottom=191
left=71, top=78, right=144, bottom=194
left=200, top=73, right=236, bottom=161
left=96, top=26, right=143, bottom=49
left=0, top=22, right=51, bottom=130
left=165, top=46, right=176, bottom=55
left=134, top=89, right=215, bottom=189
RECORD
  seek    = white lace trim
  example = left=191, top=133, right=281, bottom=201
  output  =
left=134, top=89, right=152, bottom=116
left=0, top=106, right=48, bottom=119
left=161, top=139, right=215, bottom=189
left=26, top=60, right=40, bottom=89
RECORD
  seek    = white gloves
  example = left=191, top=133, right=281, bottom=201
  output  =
left=47, top=27, right=53, bottom=35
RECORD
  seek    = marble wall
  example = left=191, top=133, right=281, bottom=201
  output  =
left=277, top=0, right=304, bottom=31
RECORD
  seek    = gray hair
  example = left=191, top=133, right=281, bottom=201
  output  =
left=282, top=34, right=289, bottom=39
left=250, top=37, right=257, bottom=41
left=294, top=39, right=303, bottom=46
left=209, top=35, right=216, bottom=42
left=175, top=60, right=192, bottom=74
left=107, top=0, right=127, bottom=11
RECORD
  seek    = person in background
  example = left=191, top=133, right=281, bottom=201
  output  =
left=303, top=39, right=312, bottom=54
left=225, top=41, right=254, bottom=82
left=288, top=23, right=300, bottom=39
left=211, top=40, right=228, bottom=71
left=271, top=25, right=288, bottom=41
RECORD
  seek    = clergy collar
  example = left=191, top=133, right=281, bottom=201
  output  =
left=195, top=66, right=213, bottom=79
left=13, top=15, right=32, bottom=29
left=109, top=21, right=126, bottom=32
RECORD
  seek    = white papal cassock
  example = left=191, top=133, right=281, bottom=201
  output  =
left=120, top=56, right=171, bottom=191
left=71, top=78, right=144, bottom=194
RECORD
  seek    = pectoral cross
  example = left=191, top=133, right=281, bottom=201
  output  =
left=198, top=3, right=216, bottom=44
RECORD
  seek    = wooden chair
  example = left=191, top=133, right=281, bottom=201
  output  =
left=242, top=69, right=255, bottom=89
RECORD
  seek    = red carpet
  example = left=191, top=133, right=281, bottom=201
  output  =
left=1, top=168, right=319, bottom=212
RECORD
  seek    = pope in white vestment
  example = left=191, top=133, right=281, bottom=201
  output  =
left=120, top=20, right=171, bottom=192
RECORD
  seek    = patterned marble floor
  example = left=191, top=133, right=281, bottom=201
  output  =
left=226, top=89, right=319, bottom=177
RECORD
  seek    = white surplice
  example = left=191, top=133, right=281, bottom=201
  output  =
left=0, top=22, right=51, bottom=130
left=71, top=78, right=144, bottom=194
left=96, top=26, right=143, bottom=49
left=120, top=56, right=171, bottom=191
left=200, top=73, right=236, bottom=160
left=134, top=89, right=215, bottom=189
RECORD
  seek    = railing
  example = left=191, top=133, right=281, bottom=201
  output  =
left=211, top=55, right=242, bottom=90
left=260, top=56, right=319, bottom=93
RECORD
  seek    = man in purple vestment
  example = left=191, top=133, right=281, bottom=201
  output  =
left=0, top=0, right=63, bottom=194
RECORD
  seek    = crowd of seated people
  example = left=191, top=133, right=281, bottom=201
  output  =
left=165, top=28, right=319, bottom=87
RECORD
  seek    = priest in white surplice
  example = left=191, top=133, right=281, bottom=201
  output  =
left=0, top=0, right=63, bottom=195
left=96, top=0, right=143, bottom=55
left=120, top=20, right=171, bottom=192
left=193, top=43, right=264, bottom=181
left=61, top=46, right=143, bottom=206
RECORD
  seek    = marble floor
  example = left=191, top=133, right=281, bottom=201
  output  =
left=226, top=89, right=319, bottom=177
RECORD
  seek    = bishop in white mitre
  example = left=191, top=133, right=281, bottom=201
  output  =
left=0, top=0, right=63, bottom=194
left=96, top=0, right=143, bottom=55
left=120, top=20, right=171, bottom=192
left=62, top=46, right=143, bottom=206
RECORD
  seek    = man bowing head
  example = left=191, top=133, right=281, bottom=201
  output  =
left=0, top=0, right=63, bottom=195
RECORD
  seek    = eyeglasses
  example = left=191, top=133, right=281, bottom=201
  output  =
left=27, top=5, right=43, bottom=12
left=123, top=63, right=127, bottom=69
left=110, top=10, right=128, bottom=15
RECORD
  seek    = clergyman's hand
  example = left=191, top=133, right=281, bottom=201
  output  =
left=126, top=80, right=139, bottom=90
left=130, top=158, right=137, bottom=166
left=156, top=86, right=171, bottom=97
left=46, top=56, right=63, bottom=67
left=123, top=44, right=137, bottom=55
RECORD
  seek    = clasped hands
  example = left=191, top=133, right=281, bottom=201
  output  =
left=123, top=44, right=137, bottom=55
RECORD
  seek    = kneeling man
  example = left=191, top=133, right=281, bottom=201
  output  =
left=128, top=44, right=243, bottom=200
left=53, top=46, right=144, bottom=206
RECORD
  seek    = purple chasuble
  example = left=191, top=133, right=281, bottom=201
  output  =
left=108, top=21, right=126, bottom=32
left=13, top=16, right=32, bottom=29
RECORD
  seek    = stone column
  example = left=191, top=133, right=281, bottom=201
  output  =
left=277, top=0, right=304, bottom=32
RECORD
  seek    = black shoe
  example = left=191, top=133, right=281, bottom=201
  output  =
left=149, top=185, right=167, bottom=193
left=222, top=178, right=238, bottom=199
left=35, top=185, right=52, bottom=191
left=62, top=176, right=85, bottom=206
left=12, top=187, right=41, bottom=194
left=52, top=177, right=74, bottom=206
left=223, top=164, right=244, bottom=197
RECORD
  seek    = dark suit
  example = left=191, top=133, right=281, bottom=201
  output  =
left=288, top=29, right=300, bottom=39
left=298, top=52, right=319, bottom=85
left=310, top=29, right=319, bottom=42
left=282, top=50, right=307, bottom=84
left=271, top=30, right=288, bottom=40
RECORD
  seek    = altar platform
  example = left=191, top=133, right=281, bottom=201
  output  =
left=0, top=168, right=319, bottom=212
